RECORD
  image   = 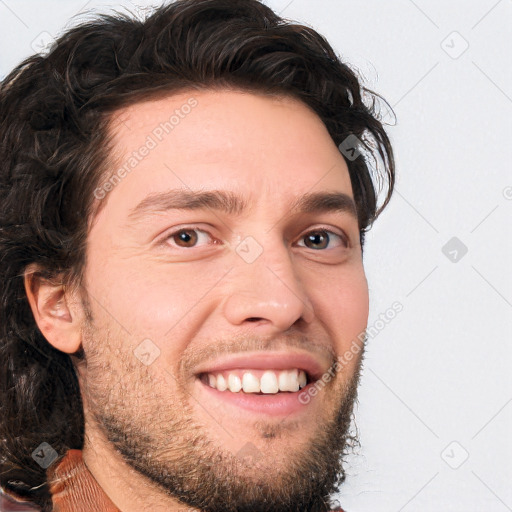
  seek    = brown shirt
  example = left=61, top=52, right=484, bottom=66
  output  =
left=47, top=450, right=120, bottom=511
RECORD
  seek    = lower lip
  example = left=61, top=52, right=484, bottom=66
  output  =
left=198, top=379, right=316, bottom=416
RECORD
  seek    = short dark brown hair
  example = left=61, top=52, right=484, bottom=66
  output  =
left=0, top=0, right=394, bottom=508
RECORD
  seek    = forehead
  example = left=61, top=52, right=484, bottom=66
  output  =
left=98, top=89, right=353, bottom=221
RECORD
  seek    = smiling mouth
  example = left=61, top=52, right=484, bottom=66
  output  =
left=198, top=368, right=311, bottom=394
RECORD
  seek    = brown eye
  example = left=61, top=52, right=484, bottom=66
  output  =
left=172, top=229, right=199, bottom=247
left=303, top=231, right=329, bottom=250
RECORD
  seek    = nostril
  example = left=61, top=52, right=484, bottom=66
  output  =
left=246, top=317, right=263, bottom=322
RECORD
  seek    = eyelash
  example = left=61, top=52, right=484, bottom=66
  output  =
left=162, top=226, right=349, bottom=250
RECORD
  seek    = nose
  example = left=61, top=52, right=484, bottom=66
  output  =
left=221, top=238, right=315, bottom=332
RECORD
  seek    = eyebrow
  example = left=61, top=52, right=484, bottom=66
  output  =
left=128, top=189, right=358, bottom=221
left=290, top=191, right=358, bottom=220
left=128, top=189, right=247, bottom=219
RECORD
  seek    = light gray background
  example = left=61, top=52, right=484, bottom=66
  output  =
left=1, top=1, right=510, bottom=511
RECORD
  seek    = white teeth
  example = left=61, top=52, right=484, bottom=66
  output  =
left=298, top=370, right=307, bottom=389
left=228, top=374, right=242, bottom=392
left=205, top=368, right=309, bottom=393
left=216, top=374, right=227, bottom=391
left=260, top=371, right=279, bottom=394
left=278, top=369, right=299, bottom=392
left=242, top=372, right=260, bottom=393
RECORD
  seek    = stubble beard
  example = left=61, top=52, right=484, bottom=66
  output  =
left=79, top=308, right=364, bottom=512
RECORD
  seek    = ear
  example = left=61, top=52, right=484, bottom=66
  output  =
left=24, top=266, right=83, bottom=354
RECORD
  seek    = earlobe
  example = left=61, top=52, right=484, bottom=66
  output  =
left=24, top=268, right=83, bottom=354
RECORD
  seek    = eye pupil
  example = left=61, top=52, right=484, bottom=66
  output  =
left=174, top=230, right=198, bottom=247
left=305, top=231, right=329, bottom=249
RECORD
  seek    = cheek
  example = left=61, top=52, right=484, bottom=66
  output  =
left=82, top=251, right=229, bottom=357
left=308, top=264, right=369, bottom=348
left=342, top=271, right=369, bottom=332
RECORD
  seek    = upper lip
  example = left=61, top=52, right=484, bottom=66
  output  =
left=193, top=351, right=330, bottom=382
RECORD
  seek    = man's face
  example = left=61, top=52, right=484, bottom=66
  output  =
left=77, top=89, right=369, bottom=511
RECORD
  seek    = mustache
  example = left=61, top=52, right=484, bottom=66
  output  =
left=180, top=331, right=337, bottom=376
